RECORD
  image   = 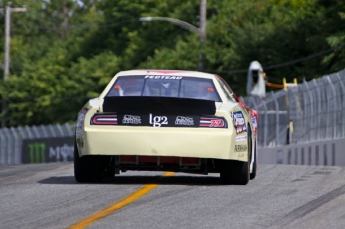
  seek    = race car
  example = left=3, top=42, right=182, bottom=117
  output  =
left=74, top=69, right=258, bottom=185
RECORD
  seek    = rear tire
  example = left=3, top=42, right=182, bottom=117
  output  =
left=74, top=142, right=103, bottom=183
left=220, top=159, right=249, bottom=185
left=220, top=126, right=251, bottom=185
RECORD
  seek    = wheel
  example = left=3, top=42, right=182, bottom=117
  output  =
left=74, top=141, right=104, bottom=183
left=220, top=159, right=249, bottom=185
left=250, top=140, right=257, bottom=180
left=220, top=127, right=251, bottom=185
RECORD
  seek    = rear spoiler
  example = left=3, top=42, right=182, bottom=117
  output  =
left=102, top=96, right=216, bottom=115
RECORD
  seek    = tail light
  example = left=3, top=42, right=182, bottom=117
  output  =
left=91, top=115, right=117, bottom=125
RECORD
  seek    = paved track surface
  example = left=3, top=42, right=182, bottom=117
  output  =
left=1, top=163, right=345, bottom=229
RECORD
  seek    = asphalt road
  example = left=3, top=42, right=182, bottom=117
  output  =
left=1, top=163, right=345, bottom=229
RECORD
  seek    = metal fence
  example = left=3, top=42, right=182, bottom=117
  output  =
left=242, top=68, right=345, bottom=147
left=1, top=68, right=345, bottom=164
left=0, top=123, right=76, bottom=165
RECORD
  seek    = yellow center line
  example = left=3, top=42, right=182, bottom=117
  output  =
left=67, top=171, right=175, bottom=229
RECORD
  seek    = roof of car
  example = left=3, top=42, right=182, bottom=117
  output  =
left=116, top=69, right=216, bottom=79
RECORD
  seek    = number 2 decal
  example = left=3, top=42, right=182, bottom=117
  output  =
left=210, top=119, right=223, bottom=127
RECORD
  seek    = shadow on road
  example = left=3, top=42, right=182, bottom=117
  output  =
left=39, top=175, right=223, bottom=186
left=39, top=176, right=77, bottom=184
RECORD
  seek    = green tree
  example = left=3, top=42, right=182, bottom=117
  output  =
left=1, top=0, right=344, bottom=127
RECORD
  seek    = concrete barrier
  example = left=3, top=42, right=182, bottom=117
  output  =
left=257, top=138, right=345, bottom=166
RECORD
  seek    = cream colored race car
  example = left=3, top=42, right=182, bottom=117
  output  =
left=74, top=70, right=257, bottom=185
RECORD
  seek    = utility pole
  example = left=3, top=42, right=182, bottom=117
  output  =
left=61, top=1, right=69, bottom=39
left=0, top=2, right=26, bottom=128
left=198, top=0, right=207, bottom=71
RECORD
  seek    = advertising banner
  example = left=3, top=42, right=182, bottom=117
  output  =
left=21, top=137, right=74, bottom=164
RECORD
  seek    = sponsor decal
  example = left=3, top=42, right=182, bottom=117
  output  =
left=251, top=115, right=257, bottom=129
left=199, top=117, right=225, bottom=128
left=115, top=114, right=199, bottom=127
left=175, top=116, right=194, bottom=126
left=231, top=111, right=247, bottom=134
left=235, top=145, right=248, bottom=152
left=235, top=135, right=248, bottom=142
left=144, top=75, right=183, bottom=80
left=122, top=114, right=141, bottom=124
left=149, top=114, right=168, bottom=127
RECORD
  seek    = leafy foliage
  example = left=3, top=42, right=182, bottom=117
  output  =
left=0, top=0, right=344, bottom=127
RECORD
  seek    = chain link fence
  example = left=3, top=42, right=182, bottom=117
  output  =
left=242, top=68, right=345, bottom=147
left=0, top=123, right=75, bottom=165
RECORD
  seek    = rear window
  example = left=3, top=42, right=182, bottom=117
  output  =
left=106, top=75, right=221, bottom=102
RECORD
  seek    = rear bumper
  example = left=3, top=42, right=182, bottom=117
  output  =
left=77, top=125, right=244, bottom=160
